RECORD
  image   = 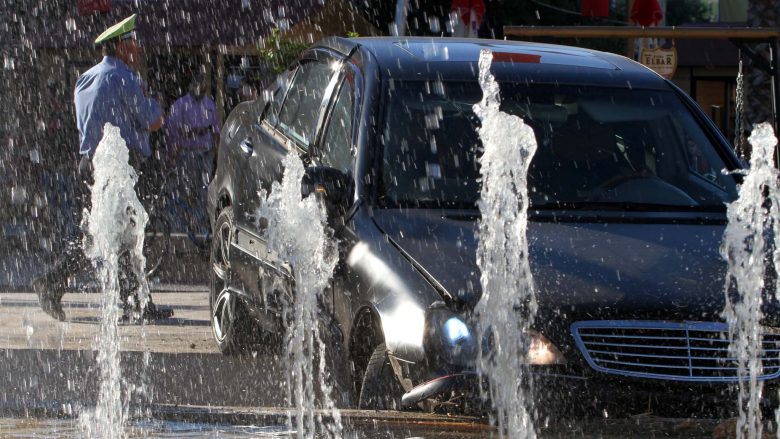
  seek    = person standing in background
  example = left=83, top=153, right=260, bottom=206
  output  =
left=164, top=72, right=220, bottom=221
left=238, top=76, right=258, bottom=102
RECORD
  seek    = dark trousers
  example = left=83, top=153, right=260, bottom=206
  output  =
left=44, top=154, right=155, bottom=311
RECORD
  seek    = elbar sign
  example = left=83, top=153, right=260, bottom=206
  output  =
left=640, top=46, right=677, bottom=79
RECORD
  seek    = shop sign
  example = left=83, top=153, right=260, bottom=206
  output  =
left=640, top=45, right=677, bottom=79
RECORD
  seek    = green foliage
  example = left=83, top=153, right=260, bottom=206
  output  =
left=666, top=0, right=712, bottom=26
left=346, top=31, right=360, bottom=38
left=258, top=28, right=309, bottom=75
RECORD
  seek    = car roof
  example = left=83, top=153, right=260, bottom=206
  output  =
left=318, top=36, right=668, bottom=90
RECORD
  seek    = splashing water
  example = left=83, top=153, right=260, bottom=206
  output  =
left=79, top=123, right=150, bottom=439
left=473, top=49, right=538, bottom=439
left=258, top=153, right=342, bottom=439
left=721, top=122, right=780, bottom=439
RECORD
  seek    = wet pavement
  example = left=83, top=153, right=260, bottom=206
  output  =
left=0, top=287, right=745, bottom=438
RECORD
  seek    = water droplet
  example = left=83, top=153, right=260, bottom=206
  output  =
left=428, top=16, right=440, bottom=34
left=425, top=113, right=440, bottom=130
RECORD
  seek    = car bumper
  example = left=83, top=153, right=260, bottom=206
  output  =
left=401, top=369, right=779, bottom=417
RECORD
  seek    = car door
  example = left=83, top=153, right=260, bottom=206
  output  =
left=309, top=61, right=362, bottom=348
left=227, top=67, right=293, bottom=301
left=233, top=51, right=341, bottom=309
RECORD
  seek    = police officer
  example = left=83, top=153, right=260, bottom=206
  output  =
left=33, top=14, right=172, bottom=321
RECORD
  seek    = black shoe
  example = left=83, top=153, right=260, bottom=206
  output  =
left=31, top=276, right=65, bottom=321
left=142, top=302, right=174, bottom=321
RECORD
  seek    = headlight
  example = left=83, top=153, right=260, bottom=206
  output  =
left=443, top=316, right=471, bottom=345
left=482, top=328, right=566, bottom=365
left=527, top=331, right=566, bottom=365
left=425, top=307, right=478, bottom=367
left=425, top=305, right=566, bottom=367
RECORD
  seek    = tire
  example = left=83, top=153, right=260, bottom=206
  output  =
left=209, top=207, right=251, bottom=355
left=319, top=320, right=355, bottom=408
left=143, top=214, right=171, bottom=277
left=358, top=343, right=405, bottom=410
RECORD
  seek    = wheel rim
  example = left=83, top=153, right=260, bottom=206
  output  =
left=212, top=288, right=232, bottom=342
left=214, top=221, right=231, bottom=269
left=211, top=219, right=233, bottom=343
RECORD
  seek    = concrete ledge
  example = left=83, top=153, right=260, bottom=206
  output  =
left=0, top=398, right=734, bottom=438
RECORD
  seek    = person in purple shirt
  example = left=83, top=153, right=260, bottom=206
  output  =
left=165, top=72, right=220, bottom=155
left=32, top=15, right=172, bottom=322
left=164, top=72, right=220, bottom=229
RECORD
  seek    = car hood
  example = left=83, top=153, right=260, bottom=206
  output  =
left=372, top=209, right=780, bottom=325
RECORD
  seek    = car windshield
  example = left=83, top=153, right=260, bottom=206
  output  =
left=379, top=81, right=738, bottom=210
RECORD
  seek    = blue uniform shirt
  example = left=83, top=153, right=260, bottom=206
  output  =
left=74, top=56, right=161, bottom=157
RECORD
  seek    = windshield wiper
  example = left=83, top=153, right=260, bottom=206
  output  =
left=530, top=201, right=725, bottom=212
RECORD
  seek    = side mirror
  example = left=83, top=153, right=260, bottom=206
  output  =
left=301, top=166, right=353, bottom=212
left=255, top=96, right=270, bottom=122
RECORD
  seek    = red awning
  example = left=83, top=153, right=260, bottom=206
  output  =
left=581, top=0, right=609, bottom=18
left=631, top=0, right=663, bottom=26
left=79, top=0, right=111, bottom=16
left=451, top=0, right=486, bottom=26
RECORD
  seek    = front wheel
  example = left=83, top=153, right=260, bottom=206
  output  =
left=209, top=207, right=251, bottom=355
left=358, top=343, right=405, bottom=410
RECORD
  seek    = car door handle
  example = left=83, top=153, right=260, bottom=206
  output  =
left=239, top=138, right=254, bottom=155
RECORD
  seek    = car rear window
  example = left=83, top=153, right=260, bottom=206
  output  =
left=380, top=81, right=738, bottom=210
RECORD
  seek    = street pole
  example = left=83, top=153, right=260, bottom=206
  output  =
left=625, top=0, right=635, bottom=59
left=393, top=0, right=408, bottom=36
left=770, top=38, right=779, bottom=166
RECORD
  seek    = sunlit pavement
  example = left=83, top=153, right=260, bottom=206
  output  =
left=0, top=287, right=290, bottom=407
left=0, top=288, right=214, bottom=353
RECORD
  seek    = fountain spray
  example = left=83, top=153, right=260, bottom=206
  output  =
left=473, top=49, right=539, bottom=439
left=77, top=124, right=150, bottom=438
left=258, top=153, right=342, bottom=439
left=721, top=122, right=780, bottom=439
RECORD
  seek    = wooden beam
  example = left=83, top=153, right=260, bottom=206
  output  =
left=210, top=44, right=260, bottom=56
left=503, top=26, right=780, bottom=40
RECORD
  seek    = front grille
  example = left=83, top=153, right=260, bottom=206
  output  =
left=571, top=321, right=780, bottom=382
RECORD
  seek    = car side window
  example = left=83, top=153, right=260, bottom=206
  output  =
left=320, top=79, right=354, bottom=173
left=265, top=68, right=294, bottom=126
left=277, top=61, right=334, bottom=150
